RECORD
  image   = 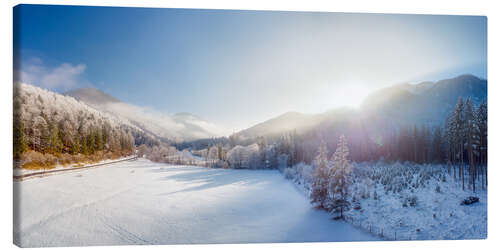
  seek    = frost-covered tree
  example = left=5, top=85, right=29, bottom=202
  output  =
left=464, top=98, right=480, bottom=192
left=13, top=83, right=143, bottom=168
left=227, top=144, right=259, bottom=169
left=310, top=141, right=330, bottom=209
left=48, top=122, right=62, bottom=154
left=256, top=136, right=267, bottom=167
left=328, top=135, right=353, bottom=218
left=13, top=101, right=26, bottom=160
left=476, top=101, right=487, bottom=189
left=452, top=97, right=466, bottom=190
left=444, top=113, right=457, bottom=179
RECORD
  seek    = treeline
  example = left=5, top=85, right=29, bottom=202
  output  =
left=13, top=83, right=135, bottom=169
left=444, top=98, right=487, bottom=191
left=377, top=97, right=487, bottom=191
left=200, top=97, right=487, bottom=181
left=136, top=144, right=205, bottom=166
left=14, top=114, right=134, bottom=157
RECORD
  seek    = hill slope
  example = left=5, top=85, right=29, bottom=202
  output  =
left=235, top=74, right=487, bottom=140
left=65, top=88, right=225, bottom=142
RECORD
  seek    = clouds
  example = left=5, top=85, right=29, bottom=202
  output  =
left=14, top=58, right=89, bottom=91
left=15, top=55, right=230, bottom=141
left=101, top=102, right=229, bottom=141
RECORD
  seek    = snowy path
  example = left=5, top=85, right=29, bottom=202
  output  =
left=14, top=158, right=377, bottom=247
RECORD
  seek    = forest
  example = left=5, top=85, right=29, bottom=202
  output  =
left=13, top=83, right=135, bottom=170
left=13, top=82, right=487, bottom=195
left=12, top=83, right=488, bottom=241
left=153, top=97, right=487, bottom=189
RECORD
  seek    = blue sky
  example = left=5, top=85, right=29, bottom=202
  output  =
left=14, top=5, right=487, bottom=131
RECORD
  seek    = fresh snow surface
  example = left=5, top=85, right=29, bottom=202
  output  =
left=14, top=158, right=377, bottom=247
left=286, top=162, right=487, bottom=241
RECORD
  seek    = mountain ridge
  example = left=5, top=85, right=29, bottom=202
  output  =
left=234, top=74, right=487, bottom=140
left=65, top=87, right=224, bottom=142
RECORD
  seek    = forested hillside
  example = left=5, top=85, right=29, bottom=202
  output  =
left=13, top=83, right=137, bottom=169
left=226, top=74, right=487, bottom=165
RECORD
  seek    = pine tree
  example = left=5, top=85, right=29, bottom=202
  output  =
left=35, top=115, right=50, bottom=154
left=72, top=135, right=80, bottom=154
left=87, top=132, right=95, bottom=155
left=465, top=98, right=480, bottom=192
left=452, top=97, right=466, bottom=190
left=413, top=125, right=418, bottom=163
left=13, top=89, right=27, bottom=161
left=424, top=125, right=432, bottom=163
left=476, top=101, right=487, bottom=189
left=432, top=126, right=443, bottom=163
left=444, top=113, right=456, bottom=178
left=13, top=113, right=26, bottom=160
left=257, top=136, right=267, bottom=167
left=328, top=135, right=353, bottom=218
left=95, top=127, right=104, bottom=151
left=310, top=141, right=330, bottom=209
left=49, top=123, right=62, bottom=154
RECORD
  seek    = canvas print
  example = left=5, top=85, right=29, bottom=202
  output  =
left=13, top=4, right=487, bottom=247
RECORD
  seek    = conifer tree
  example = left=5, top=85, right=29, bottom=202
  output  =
left=328, top=135, right=353, bottom=218
left=432, top=126, right=443, bottom=163
left=95, top=128, right=104, bottom=151
left=49, top=123, right=62, bottom=154
left=310, top=141, right=330, bottom=209
left=453, top=97, right=466, bottom=190
left=476, top=101, right=487, bottom=189
left=72, top=135, right=80, bottom=154
left=444, top=113, right=457, bottom=178
left=465, top=98, right=480, bottom=192
left=13, top=113, right=26, bottom=160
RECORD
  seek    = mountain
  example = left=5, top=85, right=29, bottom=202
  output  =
left=14, top=83, right=147, bottom=150
left=235, top=74, right=487, bottom=140
left=64, top=88, right=224, bottom=142
left=361, top=74, right=487, bottom=124
left=236, top=112, right=316, bottom=140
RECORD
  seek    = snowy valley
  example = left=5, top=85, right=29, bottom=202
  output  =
left=13, top=74, right=488, bottom=246
left=14, top=159, right=377, bottom=247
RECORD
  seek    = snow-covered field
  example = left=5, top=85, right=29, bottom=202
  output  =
left=347, top=163, right=487, bottom=241
left=286, top=161, right=487, bottom=241
left=14, top=158, right=377, bottom=247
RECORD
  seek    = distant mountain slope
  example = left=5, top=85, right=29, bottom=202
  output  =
left=362, top=74, right=487, bottom=124
left=65, top=87, right=121, bottom=106
left=65, top=88, right=224, bottom=142
left=236, top=112, right=317, bottom=140
left=235, top=74, right=487, bottom=140
left=14, top=83, right=153, bottom=151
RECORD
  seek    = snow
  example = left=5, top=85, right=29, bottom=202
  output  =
left=345, top=163, right=487, bottom=241
left=16, top=83, right=139, bottom=131
left=286, top=161, right=487, bottom=241
left=14, top=158, right=377, bottom=247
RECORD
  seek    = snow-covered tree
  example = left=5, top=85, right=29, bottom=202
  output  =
left=464, top=98, right=480, bottom=192
left=452, top=97, right=466, bottom=190
left=310, top=141, right=330, bottom=209
left=476, top=101, right=487, bottom=189
left=13, top=83, right=143, bottom=168
left=328, top=135, right=353, bottom=218
left=13, top=98, right=26, bottom=160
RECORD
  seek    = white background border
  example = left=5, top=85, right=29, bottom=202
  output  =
left=1, top=1, right=497, bottom=249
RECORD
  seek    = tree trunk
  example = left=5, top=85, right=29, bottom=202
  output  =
left=461, top=143, right=464, bottom=191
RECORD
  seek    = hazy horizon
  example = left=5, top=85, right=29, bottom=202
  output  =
left=14, top=5, right=487, bottom=133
